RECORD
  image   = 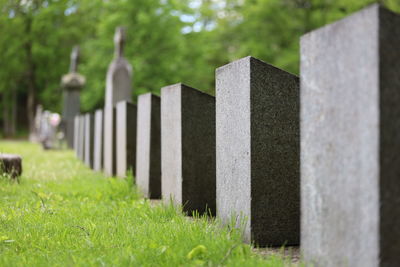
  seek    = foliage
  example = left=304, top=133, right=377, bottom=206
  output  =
left=0, top=0, right=400, bottom=134
left=0, top=141, right=298, bottom=266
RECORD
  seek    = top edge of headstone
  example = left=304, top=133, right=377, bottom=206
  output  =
left=161, top=82, right=193, bottom=92
left=300, top=4, right=388, bottom=43
left=0, top=153, right=22, bottom=159
left=95, top=108, right=103, bottom=113
left=216, top=56, right=298, bottom=78
left=138, top=92, right=160, bottom=99
left=161, top=83, right=213, bottom=99
left=115, top=100, right=134, bottom=107
left=215, top=56, right=273, bottom=73
left=181, top=84, right=214, bottom=99
left=249, top=56, right=299, bottom=77
left=161, top=82, right=184, bottom=91
left=215, top=56, right=253, bottom=73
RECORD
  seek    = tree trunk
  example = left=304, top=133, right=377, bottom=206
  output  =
left=24, top=15, right=36, bottom=136
left=2, top=91, right=11, bottom=137
left=10, top=86, right=17, bottom=136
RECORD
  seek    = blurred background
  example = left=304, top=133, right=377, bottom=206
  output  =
left=1, top=0, right=399, bottom=138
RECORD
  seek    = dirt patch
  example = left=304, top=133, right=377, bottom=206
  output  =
left=253, top=246, right=301, bottom=265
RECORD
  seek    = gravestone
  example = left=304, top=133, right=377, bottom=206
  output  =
left=93, top=109, right=103, bottom=171
left=103, top=27, right=133, bottom=176
left=136, top=93, right=161, bottom=198
left=73, top=115, right=79, bottom=156
left=39, top=111, right=52, bottom=149
left=84, top=113, right=94, bottom=168
left=116, top=101, right=136, bottom=177
left=77, top=115, right=85, bottom=161
left=61, top=46, right=85, bottom=148
left=161, top=83, right=215, bottom=215
left=216, top=56, right=299, bottom=246
left=30, top=105, right=43, bottom=142
left=76, top=115, right=82, bottom=159
left=39, top=111, right=61, bottom=150
left=0, top=154, right=22, bottom=179
left=301, top=5, right=400, bottom=267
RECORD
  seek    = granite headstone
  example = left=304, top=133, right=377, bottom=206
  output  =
left=78, top=115, right=85, bottom=161
left=301, top=5, right=400, bottom=267
left=116, top=101, right=136, bottom=177
left=73, top=115, right=79, bottom=156
left=161, top=83, right=216, bottom=215
left=136, top=93, right=161, bottom=198
left=84, top=113, right=94, bottom=168
left=216, top=56, right=299, bottom=246
left=93, top=109, right=103, bottom=171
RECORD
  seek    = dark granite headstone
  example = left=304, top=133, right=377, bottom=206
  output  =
left=116, top=101, right=136, bottom=177
left=93, top=109, right=103, bottom=171
left=216, top=56, right=299, bottom=246
left=301, top=5, right=400, bottom=267
left=73, top=115, right=79, bottom=156
left=161, top=83, right=215, bottom=215
left=0, top=154, right=22, bottom=179
left=78, top=115, right=85, bottom=161
left=84, top=113, right=94, bottom=168
left=136, top=93, right=161, bottom=198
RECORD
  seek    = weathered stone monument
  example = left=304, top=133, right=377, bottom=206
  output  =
left=301, top=5, right=400, bottom=267
left=103, top=27, right=133, bottom=176
left=39, top=111, right=62, bottom=150
left=116, top=101, right=136, bottom=177
left=30, top=105, right=43, bottom=142
left=84, top=113, right=94, bottom=168
left=136, top=93, right=161, bottom=198
left=216, top=56, right=299, bottom=246
left=93, top=109, right=103, bottom=171
left=61, top=46, right=85, bottom=148
left=161, top=83, right=216, bottom=215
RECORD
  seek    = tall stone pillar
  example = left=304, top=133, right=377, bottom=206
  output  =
left=61, top=46, right=85, bottom=149
left=103, top=27, right=133, bottom=176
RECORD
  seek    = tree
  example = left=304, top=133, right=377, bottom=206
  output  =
left=78, top=0, right=191, bottom=111
left=0, top=0, right=97, bottom=136
left=1, top=0, right=399, bottom=137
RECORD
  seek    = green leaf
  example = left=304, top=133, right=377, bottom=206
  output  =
left=187, top=245, right=207, bottom=260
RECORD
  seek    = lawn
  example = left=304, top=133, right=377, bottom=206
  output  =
left=0, top=141, right=297, bottom=266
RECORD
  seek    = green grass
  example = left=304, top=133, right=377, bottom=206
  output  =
left=0, top=141, right=296, bottom=266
